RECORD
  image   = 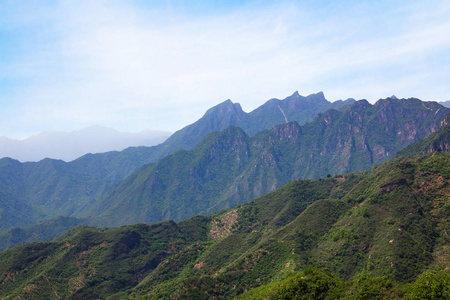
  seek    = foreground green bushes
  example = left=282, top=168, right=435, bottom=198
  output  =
left=237, top=268, right=450, bottom=300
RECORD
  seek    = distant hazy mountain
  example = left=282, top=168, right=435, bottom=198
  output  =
left=440, top=100, right=450, bottom=108
left=0, top=126, right=171, bottom=162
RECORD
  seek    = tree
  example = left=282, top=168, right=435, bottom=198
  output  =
left=406, top=270, right=450, bottom=300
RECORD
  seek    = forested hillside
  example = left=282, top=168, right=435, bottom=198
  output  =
left=1, top=129, right=449, bottom=298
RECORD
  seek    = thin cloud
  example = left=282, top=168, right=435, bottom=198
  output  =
left=1, top=1, right=449, bottom=138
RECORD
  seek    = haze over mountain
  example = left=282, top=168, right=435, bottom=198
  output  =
left=440, top=100, right=450, bottom=108
left=0, top=126, right=171, bottom=162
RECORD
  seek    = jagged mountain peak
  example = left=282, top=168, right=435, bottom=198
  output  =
left=261, top=91, right=327, bottom=106
left=375, top=95, right=425, bottom=105
left=199, top=100, right=246, bottom=128
left=204, top=99, right=243, bottom=114
left=353, top=99, right=371, bottom=107
left=172, top=91, right=353, bottom=140
left=334, top=97, right=356, bottom=103
left=373, top=96, right=447, bottom=113
left=289, top=90, right=325, bottom=99
left=305, top=90, right=326, bottom=100
left=201, top=101, right=246, bottom=125
left=290, top=90, right=324, bottom=99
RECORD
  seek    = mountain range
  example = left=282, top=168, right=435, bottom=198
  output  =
left=90, top=96, right=449, bottom=226
left=0, top=116, right=449, bottom=299
left=0, top=126, right=171, bottom=162
left=0, top=93, right=448, bottom=250
left=0, top=92, right=355, bottom=231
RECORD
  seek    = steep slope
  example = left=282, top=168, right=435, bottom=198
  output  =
left=397, top=113, right=450, bottom=157
left=294, top=97, right=448, bottom=177
left=0, top=149, right=448, bottom=299
left=90, top=97, right=449, bottom=226
left=91, top=126, right=254, bottom=225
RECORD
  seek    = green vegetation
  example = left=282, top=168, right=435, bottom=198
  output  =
left=1, top=149, right=449, bottom=299
left=405, top=270, right=450, bottom=299
left=235, top=268, right=405, bottom=299
left=237, top=268, right=450, bottom=299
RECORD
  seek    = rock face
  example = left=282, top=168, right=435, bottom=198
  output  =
left=397, top=112, right=450, bottom=157
left=424, top=115, right=450, bottom=153
left=91, top=97, right=450, bottom=227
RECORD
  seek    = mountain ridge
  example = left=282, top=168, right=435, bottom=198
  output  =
left=87, top=97, right=449, bottom=227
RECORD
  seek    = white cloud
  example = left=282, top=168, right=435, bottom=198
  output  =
left=1, top=0, right=450, bottom=138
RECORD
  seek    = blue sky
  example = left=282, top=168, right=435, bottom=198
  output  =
left=1, top=0, right=450, bottom=139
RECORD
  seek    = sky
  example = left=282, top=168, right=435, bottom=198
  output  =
left=1, top=0, right=449, bottom=139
